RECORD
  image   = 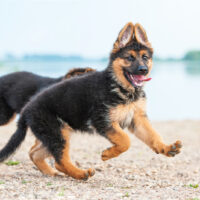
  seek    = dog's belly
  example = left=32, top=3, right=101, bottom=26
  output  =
left=109, top=103, right=134, bottom=128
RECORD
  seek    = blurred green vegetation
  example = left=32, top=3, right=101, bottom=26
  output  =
left=184, top=50, right=200, bottom=61
left=154, top=50, right=200, bottom=62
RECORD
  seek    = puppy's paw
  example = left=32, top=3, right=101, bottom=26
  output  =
left=101, top=148, right=111, bottom=161
left=81, top=168, right=95, bottom=181
left=164, top=140, right=182, bottom=157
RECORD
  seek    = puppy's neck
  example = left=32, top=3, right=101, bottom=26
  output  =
left=105, top=66, right=145, bottom=103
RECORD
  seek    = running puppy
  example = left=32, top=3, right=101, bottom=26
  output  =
left=0, top=68, right=95, bottom=127
left=0, top=22, right=182, bottom=180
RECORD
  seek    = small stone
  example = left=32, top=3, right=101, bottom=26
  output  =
left=75, top=161, right=81, bottom=167
left=116, top=169, right=121, bottom=173
left=96, top=168, right=102, bottom=172
left=107, top=164, right=112, bottom=168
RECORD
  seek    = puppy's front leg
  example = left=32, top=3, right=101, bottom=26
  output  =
left=129, top=101, right=182, bottom=157
left=102, top=122, right=131, bottom=161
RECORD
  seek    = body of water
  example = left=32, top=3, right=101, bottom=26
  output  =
left=0, top=60, right=200, bottom=121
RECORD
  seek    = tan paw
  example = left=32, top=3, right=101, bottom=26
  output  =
left=101, top=148, right=112, bottom=161
left=163, top=140, right=182, bottom=157
left=88, top=168, right=95, bottom=177
left=82, top=168, right=95, bottom=181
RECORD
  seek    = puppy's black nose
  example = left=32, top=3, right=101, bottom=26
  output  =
left=137, top=66, right=148, bottom=75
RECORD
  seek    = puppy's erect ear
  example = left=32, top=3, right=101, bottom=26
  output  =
left=113, top=22, right=134, bottom=53
left=134, top=23, right=150, bottom=47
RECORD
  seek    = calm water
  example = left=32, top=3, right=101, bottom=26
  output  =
left=0, top=60, right=200, bottom=120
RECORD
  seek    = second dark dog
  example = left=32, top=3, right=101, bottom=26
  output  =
left=0, top=67, right=95, bottom=127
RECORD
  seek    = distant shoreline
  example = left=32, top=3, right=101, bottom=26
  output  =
left=1, top=50, right=200, bottom=63
left=1, top=58, right=200, bottom=63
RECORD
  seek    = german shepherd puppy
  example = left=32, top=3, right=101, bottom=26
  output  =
left=0, top=68, right=95, bottom=127
left=0, top=22, right=182, bottom=180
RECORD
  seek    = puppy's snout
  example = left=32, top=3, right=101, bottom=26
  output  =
left=137, top=66, right=148, bottom=75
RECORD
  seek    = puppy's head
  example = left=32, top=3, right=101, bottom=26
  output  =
left=110, top=22, right=153, bottom=90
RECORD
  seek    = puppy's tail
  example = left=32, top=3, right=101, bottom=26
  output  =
left=0, top=116, right=28, bottom=162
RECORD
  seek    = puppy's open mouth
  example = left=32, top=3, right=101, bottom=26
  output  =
left=125, top=72, right=152, bottom=87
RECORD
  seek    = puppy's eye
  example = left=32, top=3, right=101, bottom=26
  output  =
left=127, top=55, right=135, bottom=62
left=142, top=55, right=149, bottom=61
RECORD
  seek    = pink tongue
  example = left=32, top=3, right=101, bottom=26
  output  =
left=134, top=75, right=152, bottom=82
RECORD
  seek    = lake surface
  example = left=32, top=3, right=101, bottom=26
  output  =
left=0, top=60, right=200, bottom=120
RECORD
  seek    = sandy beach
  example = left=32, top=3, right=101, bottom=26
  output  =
left=0, top=120, right=200, bottom=200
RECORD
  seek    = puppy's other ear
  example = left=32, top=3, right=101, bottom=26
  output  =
left=134, top=23, right=150, bottom=47
left=113, top=22, right=134, bottom=53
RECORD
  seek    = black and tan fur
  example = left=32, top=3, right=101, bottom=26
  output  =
left=0, top=22, right=182, bottom=180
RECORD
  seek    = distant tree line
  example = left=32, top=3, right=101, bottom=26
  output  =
left=183, top=50, right=200, bottom=61
left=23, top=54, right=84, bottom=61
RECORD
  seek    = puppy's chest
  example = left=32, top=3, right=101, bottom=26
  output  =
left=109, top=103, right=135, bottom=128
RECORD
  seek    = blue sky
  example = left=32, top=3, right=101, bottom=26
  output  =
left=0, top=0, right=199, bottom=58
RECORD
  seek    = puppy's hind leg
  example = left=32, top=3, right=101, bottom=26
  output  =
left=29, top=139, right=40, bottom=152
left=54, top=125, right=95, bottom=180
left=29, top=139, right=58, bottom=176
left=29, top=112, right=95, bottom=180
